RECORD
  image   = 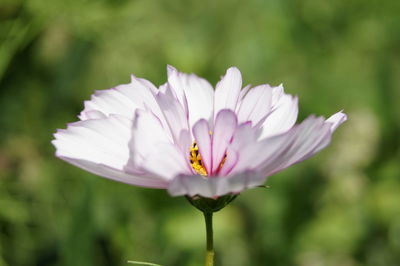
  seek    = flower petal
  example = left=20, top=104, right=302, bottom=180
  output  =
left=258, top=86, right=299, bottom=139
left=166, top=65, right=188, bottom=113
left=53, top=115, right=131, bottom=168
left=311, top=110, right=348, bottom=154
left=168, top=170, right=266, bottom=197
left=326, top=110, right=348, bottom=131
left=59, top=157, right=169, bottom=188
left=236, top=84, right=273, bottom=125
left=214, top=67, right=242, bottom=119
left=141, top=142, right=193, bottom=180
left=167, top=66, right=214, bottom=128
left=52, top=115, right=167, bottom=188
left=156, top=87, right=189, bottom=143
left=227, top=122, right=297, bottom=175
left=261, top=112, right=347, bottom=176
left=129, top=109, right=173, bottom=169
left=79, top=76, right=160, bottom=121
left=192, top=119, right=212, bottom=175
left=218, top=122, right=257, bottom=176
left=211, top=109, right=238, bottom=175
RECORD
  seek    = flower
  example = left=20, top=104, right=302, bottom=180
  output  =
left=52, top=66, right=347, bottom=198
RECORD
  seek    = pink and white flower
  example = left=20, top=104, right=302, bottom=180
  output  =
left=52, top=66, right=347, bottom=198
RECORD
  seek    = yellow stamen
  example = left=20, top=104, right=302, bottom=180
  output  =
left=189, top=139, right=227, bottom=176
left=189, top=142, right=208, bottom=176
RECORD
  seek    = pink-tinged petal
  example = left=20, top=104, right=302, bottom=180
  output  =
left=259, top=89, right=298, bottom=139
left=214, top=67, right=242, bottom=119
left=272, top=116, right=330, bottom=168
left=168, top=170, right=266, bottom=197
left=52, top=115, right=167, bottom=188
left=311, top=110, right=348, bottom=154
left=141, top=143, right=193, bottom=180
left=192, top=119, right=212, bottom=174
left=217, top=147, right=239, bottom=176
left=326, top=110, right=347, bottom=131
left=228, top=122, right=297, bottom=175
left=129, top=109, right=172, bottom=170
left=211, top=109, right=238, bottom=174
left=261, top=113, right=346, bottom=176
left=236, top=84, right=273, bottom=125
left=156, top=87, right=189, bottom=143
left=218, top=122, right=257, bottom=175
left=79, top=76, right=161, bottom=121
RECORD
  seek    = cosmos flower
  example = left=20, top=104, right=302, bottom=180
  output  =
left=52, top=66, right=346, bottom=198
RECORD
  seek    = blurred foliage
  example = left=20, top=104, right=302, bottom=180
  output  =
left=0, top=0, right=400, bottom=265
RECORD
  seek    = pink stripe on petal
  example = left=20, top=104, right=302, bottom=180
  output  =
left=217, top=147, right=239, bottom=176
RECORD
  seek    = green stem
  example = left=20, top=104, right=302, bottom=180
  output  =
left=204, top=212, right=214, bottom=266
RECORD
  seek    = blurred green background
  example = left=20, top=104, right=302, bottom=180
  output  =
left=1, top=0, right=399, bottom=265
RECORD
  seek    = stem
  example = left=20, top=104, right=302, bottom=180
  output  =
left=204, top=212, right=214, bottom=266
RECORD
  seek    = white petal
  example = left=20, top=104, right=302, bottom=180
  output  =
left=211, top=109, right=238, bottom=174
left=141, top=143, right=193, bottom=180
left=156, top=87, right=189, bottom=143
left=167, top=66, right=214, bottom=128
left=238, top=84, right=252, bottom=101
left=176, top=129, right=194, bottom=171
left=79, top=76, right=161, bottom=121
left=54, top=115, right=131, bottom=169
left=214, top=67, right=242, bottom=119
left=259, top=88, right=299, bottom=139
left=168, top=170, right=266, bottom=198
left=236, top=84, right=273, bottom=125
left=166, top=65, right=188, bottom=113
left=52, top=115, right=167, bottom=188
left=130, top=74, right=158, bottom=94
left=59, top=157, right=169, bottom=188
left=129, top=109, right=172, bottom=168
left=79, top=110, right=106, bottom=120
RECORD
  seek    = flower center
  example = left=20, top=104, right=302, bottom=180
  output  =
left=189, top=142, right=208, bottom=176
left=189, top=140, right=227, bottom=176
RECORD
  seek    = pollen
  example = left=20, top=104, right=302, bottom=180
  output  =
left=189, top=142, right=208, bottom=176
left=189, top=139, right=228, bottom=176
